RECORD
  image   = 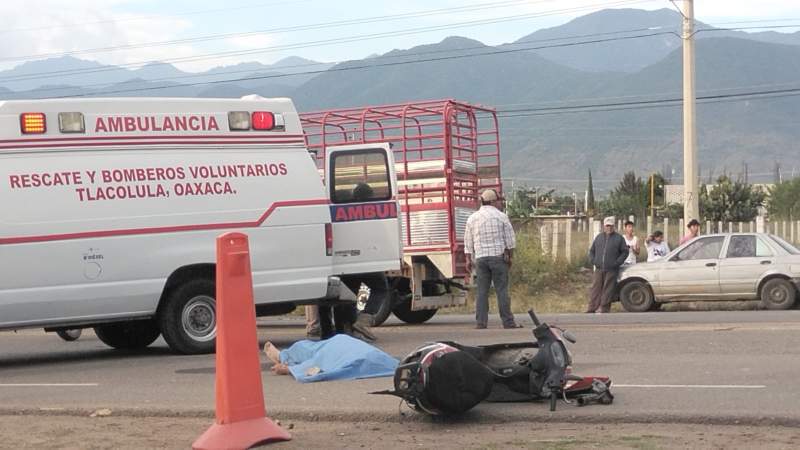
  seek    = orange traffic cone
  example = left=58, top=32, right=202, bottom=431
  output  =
left=193, top=232, right=291, bottom=450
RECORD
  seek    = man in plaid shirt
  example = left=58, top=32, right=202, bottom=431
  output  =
left=464, top=189, right=521, bottom=329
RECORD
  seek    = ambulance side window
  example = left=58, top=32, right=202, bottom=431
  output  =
left=330, top=150, right=391, bottom=204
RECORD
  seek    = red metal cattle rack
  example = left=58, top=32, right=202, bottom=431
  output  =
left=300, top=99, right=501, bottom=277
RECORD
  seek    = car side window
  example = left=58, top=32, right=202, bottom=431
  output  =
left=727, top=236, right=756, bottom=258
left=675, top=236, right=725, bottom=261
left=756, top=237, right=774, bottom=257
left=330, top=150, right=391, bottom=204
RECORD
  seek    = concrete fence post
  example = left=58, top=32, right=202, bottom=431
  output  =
left=782, top=221, right=787, bottom=239
left=749, top=221, right=755, bottom=233
left=565, top=220, right=573, bottom=264
left=738, top=222, right=743, bottom=233
left=705, top=220, right=712, bottom=235
left=756, top=216, right=765, bottom=233
left=718, top=221, right=723, bottom=234
left=552, top=221, right=559, bottom=261
left=728, top=222, right=733, bottom=233
left=663, top=218, right=670, bottom=245
left=540, top=222, right=552, bottom=256
left=647, top=216, right=653, bottom=237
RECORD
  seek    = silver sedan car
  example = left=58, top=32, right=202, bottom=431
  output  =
left=618, top=233, right=800, bottom=312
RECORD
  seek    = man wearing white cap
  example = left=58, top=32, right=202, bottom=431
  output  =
left=464, top=188, right=520, bottom=329
left=586, top=216, right=629, bottom=313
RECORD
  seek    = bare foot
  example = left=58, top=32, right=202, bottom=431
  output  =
left=263, top=341, right=281, bottom=365
left=270, top=363, right=290, bottom=376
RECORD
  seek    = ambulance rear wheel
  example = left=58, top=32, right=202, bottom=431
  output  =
left=159, top=279, right=216, bottom=355
left=392, top=297, right=437, bottom=324
left=93, top=320, right=160, bottom=350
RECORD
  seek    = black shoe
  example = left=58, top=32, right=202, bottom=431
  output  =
left=503, top=323, right=523, bottom=329
left=475, top=324, right=487, bottom=329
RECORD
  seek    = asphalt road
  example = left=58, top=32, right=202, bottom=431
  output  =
left=1, top=310, right=799, bottom=425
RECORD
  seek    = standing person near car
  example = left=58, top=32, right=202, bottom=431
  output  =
left=679, top=219, right=701, bottom=245
left=622, top=220, right=640, bottom=266
left=586, top=217, right=629, bottom=314
left=464, top=189, right=520, bottom=329
left=646, top=230, right=670, bottom=262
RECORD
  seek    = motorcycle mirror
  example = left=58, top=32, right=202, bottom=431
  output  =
left=561, top=330, right=577, bottom=344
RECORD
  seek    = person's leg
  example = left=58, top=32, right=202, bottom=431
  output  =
left=333, top=303, right=357, bottom=333
left=600, top=271, right=618, bottom=313
left=489, top=257, right=516, bottom=327
left=318, top=304, right=335, bottom=339
left=305, top=305, right=320, bottom=335
left=475, top=257, right=491, bottom=328
left=587, top=270, right=604, bottom=313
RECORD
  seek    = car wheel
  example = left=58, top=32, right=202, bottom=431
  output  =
left=159, top=279, right=217, bottom=354
left=94, top=320, right=160, bottom=350
left=760, top=278, right=797, bottom=310
left=620, top=281, right=655, bottom=312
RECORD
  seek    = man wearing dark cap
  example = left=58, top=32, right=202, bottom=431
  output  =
left=680, top=219, right=701, bottom=246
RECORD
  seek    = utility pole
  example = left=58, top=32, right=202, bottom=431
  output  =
left=682, top=0, right=699, bottom=225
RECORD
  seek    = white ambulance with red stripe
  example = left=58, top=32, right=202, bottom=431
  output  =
left=0, top=96, right=401, bottom=354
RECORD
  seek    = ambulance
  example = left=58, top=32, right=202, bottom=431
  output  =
left=0, top=96, right=401, bottom=354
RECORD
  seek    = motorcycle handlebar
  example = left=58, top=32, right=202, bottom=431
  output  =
left=527, top=309, right=541, bottom=326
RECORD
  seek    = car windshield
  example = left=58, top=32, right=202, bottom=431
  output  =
left=768, top=235, right=800, bottom=255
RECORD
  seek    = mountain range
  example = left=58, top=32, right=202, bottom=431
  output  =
left=2, top=8, right=798, bottom=191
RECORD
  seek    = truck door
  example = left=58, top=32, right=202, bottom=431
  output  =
left=326, top=143, right=402, bottom=275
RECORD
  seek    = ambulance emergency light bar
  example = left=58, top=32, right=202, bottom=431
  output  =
left=228, top=111, right=285, bottom=131
left=19, top=111, right=285, bottom=134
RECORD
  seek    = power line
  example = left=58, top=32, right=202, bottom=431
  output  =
left=0, top=0, right=652, bottom=84
left=48, top=31, right=675, bottom=98
left=496, top=86, right=800, bottom=117
left=0, top=0, right=316, bottom=34
left=0, top=0, right=544, bottom=63
left=20, top=25, right=672, bottom=97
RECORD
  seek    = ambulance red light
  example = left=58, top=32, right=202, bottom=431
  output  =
left=325, top=223, right=333, bottom=256
left=20, top=113, right=46, bottom=134
left=251, top=111, right=275, bottom=130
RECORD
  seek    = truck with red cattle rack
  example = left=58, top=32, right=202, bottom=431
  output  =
left=300, top=99, right=502, bottom=326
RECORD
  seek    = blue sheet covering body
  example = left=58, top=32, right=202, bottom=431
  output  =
left=279, top=334, right=398, bottom=383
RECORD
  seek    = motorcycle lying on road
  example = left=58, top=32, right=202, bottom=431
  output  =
left=376, top=309, right=613, bottom=415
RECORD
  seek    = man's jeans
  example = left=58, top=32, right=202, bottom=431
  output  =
left=475, top=256, right=515, bottom=327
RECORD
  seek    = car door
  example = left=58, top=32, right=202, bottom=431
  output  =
left=657, top=236, right=726, bottom=298
left=325, top=143, right=402, bottom=275
left=718, top=234, right=775, bottom=297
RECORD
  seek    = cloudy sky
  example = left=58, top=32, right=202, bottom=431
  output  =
left=2, top=0, right=799, bottom=72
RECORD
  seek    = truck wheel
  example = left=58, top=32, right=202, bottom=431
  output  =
left=159, top=279, right=216, bottom=354
left=620, top=281, right=654, bottom=312
left=760, top=278, right=796, bottom=310
left=342, top=275, right=393, bottom=327
left=93, top=320, right=160, bottom=350
left=392, top=297, right=437, bottom=324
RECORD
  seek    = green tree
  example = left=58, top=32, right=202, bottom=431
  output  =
left=599, top=171, right=648, bottom=220
left=506, top=188, right=534, bottom=218
left=700, top=175, right=765, bottom=222
left=768, top=177, right=800, bottom=221
left=586, top=169, right=595, bottom=217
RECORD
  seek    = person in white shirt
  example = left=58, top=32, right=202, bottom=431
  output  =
left=646, top=230, right=671, bottom=262
left=464, top=189, right=519, bottom=329
left=622, top=221, right=640, bottom=266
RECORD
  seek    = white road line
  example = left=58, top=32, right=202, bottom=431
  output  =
left=614, top=384, right=766, bottom=389
left=0, top=383, right=99, bottom=387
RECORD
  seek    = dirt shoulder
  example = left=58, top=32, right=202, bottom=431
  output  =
left=2, top=414, right=799, bottom=449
